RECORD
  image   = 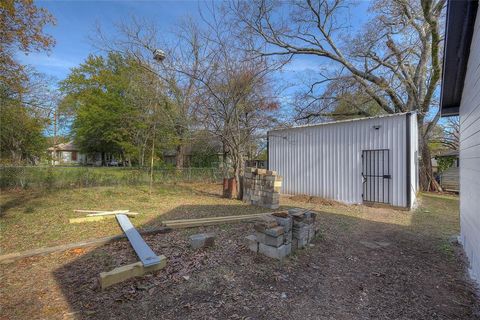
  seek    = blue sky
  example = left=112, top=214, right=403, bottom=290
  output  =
left=19, top=0, right=372, bottom=83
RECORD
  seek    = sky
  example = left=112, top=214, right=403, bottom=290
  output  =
left=19, top=0, right=372, bottom=83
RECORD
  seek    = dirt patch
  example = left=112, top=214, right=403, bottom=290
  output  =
left=1, top=188, right=478, bottom=319
left=288, top=194, right=342, bottom=206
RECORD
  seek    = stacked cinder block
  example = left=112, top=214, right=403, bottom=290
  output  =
left=288, top=208, right=316, bottom=250
left=243, top=168, right=282, bottom=209
left=246, top=209, right=316, bottom=260
left=247, top=215, right=292, bottom=260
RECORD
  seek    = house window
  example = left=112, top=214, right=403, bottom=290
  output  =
left=72, top=151, right=77, bottom=161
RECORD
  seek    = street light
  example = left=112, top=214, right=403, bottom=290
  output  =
left=153, top=48, right=166, bottom=62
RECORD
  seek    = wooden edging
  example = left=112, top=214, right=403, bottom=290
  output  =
left=162, top=213, right=266, bottom=224
left=0, top=227, right=171, bottom=264
left=0, top=213, right=272, bottom=264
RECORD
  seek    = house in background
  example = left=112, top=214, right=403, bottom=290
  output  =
left=440, top=0, right=479, bottom=284
left=47, top=141, right=86, bottom=165
left=47, top=141, right=116, bottom=166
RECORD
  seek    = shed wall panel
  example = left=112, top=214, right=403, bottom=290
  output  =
left=269, top=113, right=415, bottom=207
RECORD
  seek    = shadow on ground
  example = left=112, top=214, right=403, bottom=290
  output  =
left=2, top=196, right=479, bottom=319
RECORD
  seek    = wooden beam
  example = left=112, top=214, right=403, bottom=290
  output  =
left=162, top=213, right=266, bottom=224
left=69, top=216, right=118, bottom=224
left=87, top=211, right=139, bottom=217
left=164, top=214, right=266, bottom=228
left=100, top=255, right=167, bottom=289
left=0, top=227, right=171, bottom=264
left=74, top=209, right=129, bottom=213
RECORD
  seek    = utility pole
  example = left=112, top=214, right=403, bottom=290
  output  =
left=53, top=109, right=57, bottom=166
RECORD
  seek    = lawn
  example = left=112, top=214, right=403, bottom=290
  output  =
left=1, top=184, right=478, bottom=319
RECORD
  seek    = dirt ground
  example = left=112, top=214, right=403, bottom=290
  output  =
left=0, top=184, right=479, bottom=319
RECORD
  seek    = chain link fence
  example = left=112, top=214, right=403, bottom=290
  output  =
left=0, top=166, right=224, bottom=190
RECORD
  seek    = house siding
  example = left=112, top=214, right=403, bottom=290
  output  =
left=459, top=8, right=480, bottom=283
left=268, top=113, right=418, bottom=208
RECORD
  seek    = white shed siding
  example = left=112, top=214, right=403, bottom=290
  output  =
left=269, top=113, right=417, bottom=208
left=409, top=113, right=419, bottom=207
left=459, top=9, right=480, bottom=283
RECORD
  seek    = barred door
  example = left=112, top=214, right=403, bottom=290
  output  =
left=362, top=149, right=391, bottom=204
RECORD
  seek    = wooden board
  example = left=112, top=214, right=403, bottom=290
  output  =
left=87, top=211, right=139, bottom=217
left=100, top=255, right=167, bottom=289
left=116, top=214, right=161, bottom=267
left=0, top=227, right=171, bottom=264
left=69, top=216, right=117, bottom=224
left=74, top=209, right=129, bottom=213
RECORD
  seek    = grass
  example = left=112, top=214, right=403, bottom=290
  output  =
left=0, top=184, right=460, bottom=256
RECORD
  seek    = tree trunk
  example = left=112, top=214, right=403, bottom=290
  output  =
left=417, top=119, right=441, bottom=191
left=175, top=144, right=186, bottom=169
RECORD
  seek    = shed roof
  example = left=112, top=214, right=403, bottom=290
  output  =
left=269, top=112, right=411, bottom=133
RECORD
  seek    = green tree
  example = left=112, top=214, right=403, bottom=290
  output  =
left=60, top=53, right=174, bottom=165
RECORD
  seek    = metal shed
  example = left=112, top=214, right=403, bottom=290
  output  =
left=268, top=113, right=419, bottom=208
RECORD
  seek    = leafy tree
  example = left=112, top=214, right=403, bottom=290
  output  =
left=60, top=53, right=174, bottom=165
left=0, top=92, right=47, bottom=164
left=0, top=0, right=55, bottom=164
left=0, top=0, right=55, bottom=96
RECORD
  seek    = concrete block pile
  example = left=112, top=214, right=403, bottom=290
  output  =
left=243, top=168, right=282, bottom=209
left=246, top=208, right=316, bottom=260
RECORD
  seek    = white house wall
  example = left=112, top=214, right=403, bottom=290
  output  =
left=269, top=113, right=417, bottom=208
left=459, top=9, right=480, bottom=283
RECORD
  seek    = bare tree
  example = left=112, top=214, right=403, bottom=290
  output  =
left=232, top=0, right=445, bottom=190
left=92, top=16, right=202, bottom=169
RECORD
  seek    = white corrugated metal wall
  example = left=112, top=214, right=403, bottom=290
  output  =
left=268, top=113, right=418, bottom=208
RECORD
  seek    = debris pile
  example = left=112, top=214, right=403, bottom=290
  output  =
left=247, top=208, right=316, bottom=260
left=243, top=168, right=283, bottom=209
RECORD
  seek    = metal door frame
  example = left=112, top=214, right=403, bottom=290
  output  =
left=362, top=149, right=391, bottom=204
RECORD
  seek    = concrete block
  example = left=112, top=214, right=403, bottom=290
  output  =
left=259, top=243, right=291, bottom=260
left=189, top=233, right=215, bottom=249
left=273, top=216, right=292, bottom=232
left=264, top=226, right=284, bottom=237
left=255, top=231, right=283, bottom=247
left=246, top=235, right=259, bottom=253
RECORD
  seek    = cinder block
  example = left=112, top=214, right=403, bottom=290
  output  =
left=189, top=233, right=215, bottom=249
left=246, top=234, right=259, bottom=253
left=258, top=243, right=291, bottom=260
left=264, top=226, right=285, bottom=237
left=255, top=231, right=283, bottom=247
left=273, top=216, right=293, bottom=232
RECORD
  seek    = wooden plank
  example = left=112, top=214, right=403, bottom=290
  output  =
left=74, top=209, right=129, bottom=213
left=100, top=255, right=167, bottom=289
left=87, top=211, right=139, bottom=217
left=162, top=213, right=266, bottom=224
left=69, top=215, right=117, bottom=224
left=0, top=227, right=171, bottom=264
left=165, top=215, right=265, bottom=228
left=116, top=214, right=161, bottom=267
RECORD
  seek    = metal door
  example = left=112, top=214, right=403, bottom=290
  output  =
left=362, top=149, right=391, bottom=204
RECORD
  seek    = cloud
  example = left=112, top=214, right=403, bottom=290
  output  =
left=281, top=56, right=338, bottom=73
left=17, top=52, right=77, bottom=70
